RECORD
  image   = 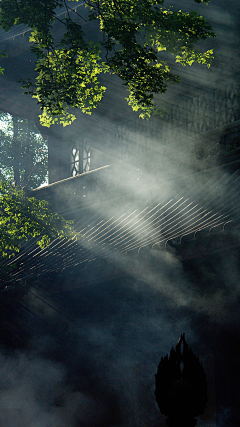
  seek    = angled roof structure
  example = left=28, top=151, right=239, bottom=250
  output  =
left=2, top=165, right=240, bottom=286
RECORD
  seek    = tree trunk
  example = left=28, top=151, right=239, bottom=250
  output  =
left=12, top=116, right=20, bottom=186
left=22, top=121, right=33, bottom=187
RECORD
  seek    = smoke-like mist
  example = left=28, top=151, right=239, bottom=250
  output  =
left=2, top=235, right=239, bottom=426
left=2, top=101, right=240, bottom=427
left=0, top=1, right=240, bottom=426
left=0, top=351, right=114, bottom=427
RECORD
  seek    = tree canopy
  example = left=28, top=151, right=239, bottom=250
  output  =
left=0, top=182, right=74, bottom=259
left=0, top=113, right=48, bottom=189
left=0, top=0, right=215, bottom=126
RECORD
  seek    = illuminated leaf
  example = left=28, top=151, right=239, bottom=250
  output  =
left=0, top=0, right=215, bottom=124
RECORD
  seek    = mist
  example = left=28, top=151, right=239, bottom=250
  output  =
left=0, top=0, right=240, bottom=426
left=1, top=157, right=239, bottom=427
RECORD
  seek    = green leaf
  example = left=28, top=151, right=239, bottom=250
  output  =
left=0, top=0, right=214, bottom=124
left=0, top=181, right=75, bottom=259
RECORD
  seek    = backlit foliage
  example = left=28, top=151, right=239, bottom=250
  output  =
left=0, top=182, right=74, bottom=258
left=0, top=0, right=215, bottom=125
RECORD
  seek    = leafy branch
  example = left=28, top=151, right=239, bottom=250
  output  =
left=0, top=0, right=215, bottom=125
left=0, top=182, right=75, bottom=259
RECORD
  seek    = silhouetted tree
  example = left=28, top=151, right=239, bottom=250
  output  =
left=0, top=113, right=48, bottom=189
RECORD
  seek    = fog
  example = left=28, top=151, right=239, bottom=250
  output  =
left=1, top=244, right=239, bottom=427
left=1, top=159, right=239, bottom=427
left=0, top=0, right=240, bottom=426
